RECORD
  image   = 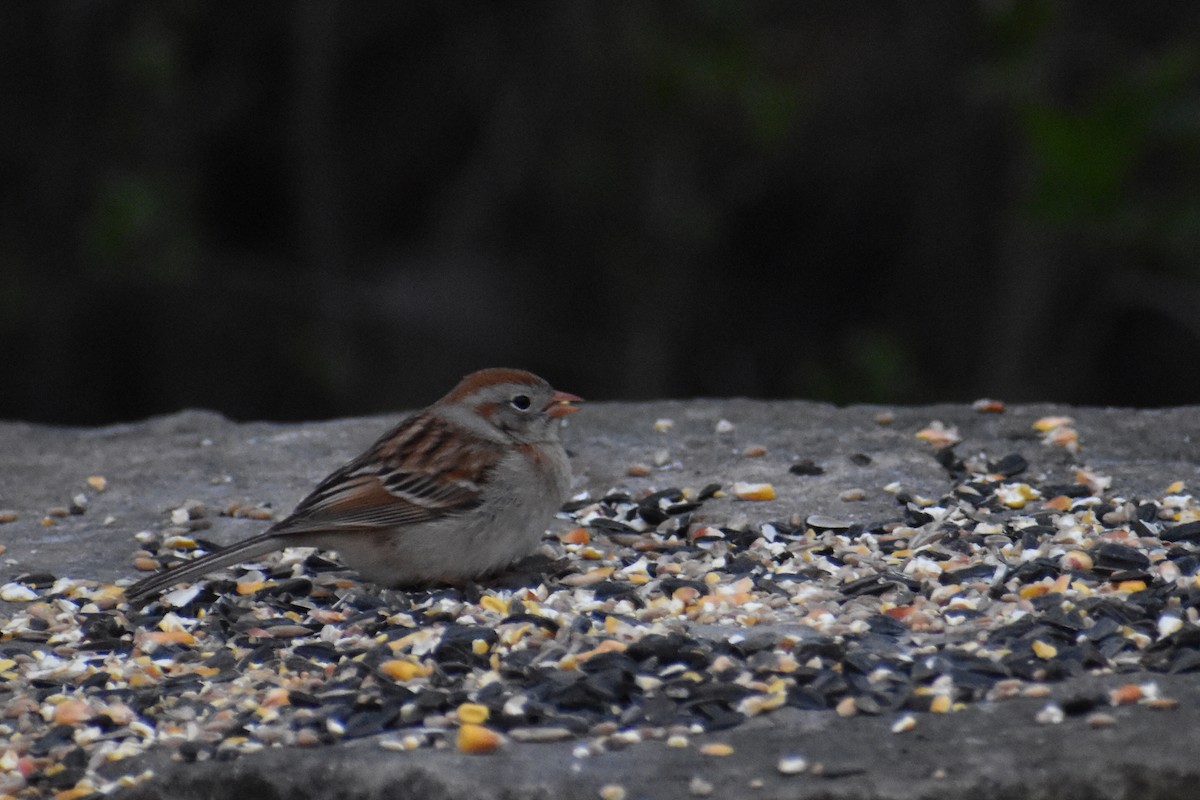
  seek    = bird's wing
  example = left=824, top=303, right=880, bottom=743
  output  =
left=270, top=412, right=499, bottom=535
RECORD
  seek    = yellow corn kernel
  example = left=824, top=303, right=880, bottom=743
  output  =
left=456, top=723, right=504, bottom=754
left=457, top=703, right=490, bottom=724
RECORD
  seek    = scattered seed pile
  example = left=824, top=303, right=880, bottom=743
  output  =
left=2, top=410, right=1199, bottom=797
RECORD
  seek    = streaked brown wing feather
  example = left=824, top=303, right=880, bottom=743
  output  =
left=270, top=412, right=496, bottom=535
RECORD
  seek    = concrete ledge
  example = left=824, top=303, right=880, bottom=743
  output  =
left=2, top=401, right=1199, bottom=799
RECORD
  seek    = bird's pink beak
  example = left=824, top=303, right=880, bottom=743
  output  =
left=545, top=390, right=583, bottom=418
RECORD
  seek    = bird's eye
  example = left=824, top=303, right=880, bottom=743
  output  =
left=510, top=394, right=532, bottom=411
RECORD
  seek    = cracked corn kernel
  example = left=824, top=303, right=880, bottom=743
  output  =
left=1110, top=684, right=1142, bottom=705
left=142, top=630, right=195, bottom=646
left=996, top=483, right=1040, bottom=509
left=738, top=690, right=787, bottom=716
left=915, top=421, right=960, bottom=448
left=456, top=723, right=504, bottom=754
left=732, top=482, right=775, bottom=501
left=1144, top=697, right=1179, bottom=710
left=559, top=527, right=590, bottom=545
left=1043, top=494, right=1072, bottom=511
left=700, top=743, right=734, bottom=756
left=598, top=786, right=627, bottom=800
left=236, top=580, right=266, bottom=595
left=457, top=703, right=490, bottom=724
left=1074, top=467, right=1111, bottom=493
left=87, top=475, right=108, bottom=491
left=1032, top=640, right=1057, bottom=659
left=53, top=699, right=96, bottom=724
left=972, top=398, right=1006, bottom=413
left=835, top=697, right=858, bottom=717
left=929, top=695, right=952, bottom=713
left=576, top=639, right=627, bottom=663
left=560, top=567, right=614, bottom=586
left=1047, top=427, right=1079, bottom=450
left=1033, top=416, right=1074, bottom=432
left=891, top=714, right=917, bottom=733
left=161, top=535, right=197, bottom=549
left=1059, top=550, right=1093, bottom=571
left=480, top=595, right=509, bottom=614
left=379, top=660, right=429, bottom=681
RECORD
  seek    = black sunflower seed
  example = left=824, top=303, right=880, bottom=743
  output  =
left=589, top=517, right=637, bottom=533
left=498, top=613, right=561, bottom=634
left=1094, top=543, right=1151, bottom=571
left=1061, top=693, right=1104, bottom=715
left=1162, top=521, right=1200, bottom=543
left=628, top=633, right=711, bottom=670
left=30, top=724, right=76, bottom=756
left=432, top=625, right=499, bottom=671
left=1169, top=649, right=1200, bottom=673
left=14, top=572, right=56, bottom=588
left=934, top=447, right=964, bottom=476
left=988, top=453, right=1028, bottom=477
left=1041, top=484, right=1091, bottom=498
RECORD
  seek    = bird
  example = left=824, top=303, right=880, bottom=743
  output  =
left=123, top=368, right=582, bottom=606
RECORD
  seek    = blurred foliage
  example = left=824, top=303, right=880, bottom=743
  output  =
left=1, top=1, right=1199, bottom=424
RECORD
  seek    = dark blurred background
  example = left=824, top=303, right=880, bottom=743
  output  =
left=3, top=1, right=1200, bottom=425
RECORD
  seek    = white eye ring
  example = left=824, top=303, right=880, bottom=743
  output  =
left=510, top=394, right=532, bottom=411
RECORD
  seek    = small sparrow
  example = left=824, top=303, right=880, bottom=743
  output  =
left=124, top=368, right=582, bottom=605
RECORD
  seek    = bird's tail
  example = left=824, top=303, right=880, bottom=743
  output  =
left=122, top=531, right=283, bottom=607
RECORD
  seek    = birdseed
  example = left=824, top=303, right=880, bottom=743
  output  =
left=2, top=410, right=1200, bottom=795
left=777, top=754, right=808, bottom=775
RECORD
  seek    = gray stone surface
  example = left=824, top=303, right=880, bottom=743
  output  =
left=2, top=400, right=1199, bottom=799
